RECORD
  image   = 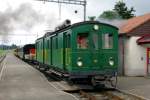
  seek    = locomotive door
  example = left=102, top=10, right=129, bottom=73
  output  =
left=100, top=29, right=115, bottom=68
left=147, top=48, right=150, bottom=75
left=64, top=32, right=71, bottom=70
left=90, top=32, right=100, bottom=68
left=77, top=32, right=91, bottom=69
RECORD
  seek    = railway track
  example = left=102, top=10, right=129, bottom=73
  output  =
left=29, top=62, right=145, bottom=100
left=0, top=55, right=6, bottom=71
left=0, top=55, right=6, bottom=80
left=69, top=89, right=145, bottom=100
left=0, top=55, right=6, bottom=63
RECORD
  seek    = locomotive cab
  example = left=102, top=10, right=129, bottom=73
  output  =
left=35, top=21, right=118, bottom=87
left=68, top=21, right=118, bottom=86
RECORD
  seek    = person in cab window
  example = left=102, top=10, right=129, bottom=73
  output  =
left=77, top=35, right=88, bottom=49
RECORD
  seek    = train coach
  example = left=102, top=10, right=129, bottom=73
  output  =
left=15, top=44, right=36, bottom=62
left=35, top=20, right=118, bottom=87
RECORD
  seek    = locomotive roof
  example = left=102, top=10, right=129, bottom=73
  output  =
left=24, top=44, right=35, bottom=47
left=23, top=44, right=35, bottom=48
left=36, top=36, right=44, bottom=41
left=72, top=21, right=118, bottom=30
left=17, top=44, right=35, bottom=51
left=36, top=21, right=118, bottom=41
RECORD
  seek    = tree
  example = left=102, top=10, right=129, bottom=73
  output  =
left=114, top=1, right=135, bottom=19
left=88, top=16, right=96, bottom=21
left=99, top=1, right=135, bottom=20
left=11, top=44, right=17, bottom=49
left=99, top=10, right=121, bottom=20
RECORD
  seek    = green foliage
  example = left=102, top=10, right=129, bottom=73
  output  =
left=114, top=1, right=135, bottom=19
left=0, top=49, right=5, bottom=56
left=88, top=16, right=96, bottom=21
left=99, top=1, right=135, bottom=20
left=0, top=44, right=17, bottom=50
left=99, top=10, right=121, bottom=20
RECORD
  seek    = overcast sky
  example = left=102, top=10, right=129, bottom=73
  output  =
left=0, top=0, right=149, bottom=45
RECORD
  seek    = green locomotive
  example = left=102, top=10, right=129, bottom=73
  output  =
left=36, top=20, right=118, bottom=86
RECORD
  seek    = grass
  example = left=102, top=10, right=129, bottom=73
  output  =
left=0, top=49, right=6, bottom=57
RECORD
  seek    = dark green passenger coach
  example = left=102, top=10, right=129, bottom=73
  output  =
left=35, top=21, right=118, bottom=85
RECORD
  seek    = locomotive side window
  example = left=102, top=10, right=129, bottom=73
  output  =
left=56, top=37, right=58, bottom=49
left=102, top=33, right=113, bottom=49
left=38, top=42, right=41, bottom=50
left=53, top=36, right=57, bottom=49
left=77, top=33, right=89, bottom=49
left=41, top=42, right=43, bottom=49
left=66, top=34, right=70, bottom=48
left=92, top=33, right=98, bottom=50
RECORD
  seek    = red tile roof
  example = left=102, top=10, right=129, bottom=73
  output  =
left=119, top=13, right=150, bottom=35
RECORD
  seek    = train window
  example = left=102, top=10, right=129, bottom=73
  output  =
left=37, top=43, right=39, bottom=50
left=41, top=43, right=42, bottom=49
left=77, top=33, right=89, bottom=49
left=47, top=40, right=49, bottom=49
left=56, top=37, right=58, bottom=49
left=38, top=43, right=39, bottom=49
left=102, top=33, right=113, bottom=49
left=38, top=43, right=40, bottom=49
left=66, top=34, right=70, bottom=48
left=92, top=33, right=98, bottom=50
left=49, top=40, right=50, bottom=49
left=53, top=36, right=57, bottom=49
left=36, top=43, right=38, bottom=49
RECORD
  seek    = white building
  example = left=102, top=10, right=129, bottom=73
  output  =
left=119, top=13, right=150, bottom=76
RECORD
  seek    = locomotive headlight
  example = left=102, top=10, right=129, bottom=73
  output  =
left=77, top=61, right=83, bottom=67
left=109, top=60, right=114, bottom=66
left=93, top=25, right=99, bottom=30
left=109, top=57, right=114, bottom=66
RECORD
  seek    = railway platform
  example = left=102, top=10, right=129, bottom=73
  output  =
left=0, top=53, right=77, bottom=100
left=1, top=53, right=150, bottom=100
left=118, top=76, right=150, bottom=99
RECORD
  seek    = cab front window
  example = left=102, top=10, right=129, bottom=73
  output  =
left=102, top=33, right=113, bottom=49
left=77, top=33, right=89, bottom=49
left=92, top=33, right=98, bottom=50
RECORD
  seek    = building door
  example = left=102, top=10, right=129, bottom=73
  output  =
left=147, top=48, right=150, bottom=75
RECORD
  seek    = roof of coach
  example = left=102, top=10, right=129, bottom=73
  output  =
left=36, top=31, right=53, bottom=41
left=45, top=21, right=118, bottom=37
left=72, top=21, right=118, bottom=30
left=35, top=21, right=118, bottom=40
left=23, top=44, right=35, bottom=48
left=36, top=36, right=44, bottom=41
